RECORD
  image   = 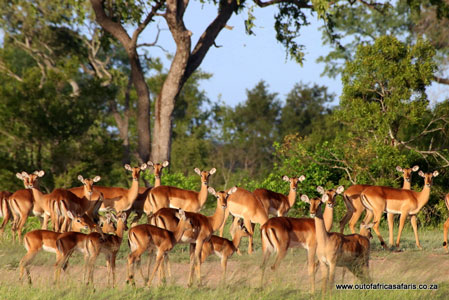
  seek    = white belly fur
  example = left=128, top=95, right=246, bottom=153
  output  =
left=42, top=245, right=57, bottom=254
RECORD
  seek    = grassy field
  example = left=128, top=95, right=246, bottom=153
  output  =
left=1, top=215, right=449, bottom=300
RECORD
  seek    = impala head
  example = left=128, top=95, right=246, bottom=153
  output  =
left=316, top=185, right=344, bottom=208
left=67, top=211, right=95, bottom=232
left=99, top=213, right=116, bottom=233
left=124, top=163, right=148, bottom=181
left=418, top=170, right=439, bottom=187
left=194, top=167, right=216, bottom=185
left=396, top=165, right=419, bottom=183
left=208, top=186, right=237, bottom=209
left=77, top=175, right=101, bottom=196
left=177, top=209, right=194, bottom=230
left=301, top=194, right=324, bottom=218
left=282, top=175, right=306, bottom=191
left=147, top=160, right=169, bottom=179
left=17, top=170, right=45, bottom=189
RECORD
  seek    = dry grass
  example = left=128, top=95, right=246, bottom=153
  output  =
left=0, top=216, right=448, bottom=299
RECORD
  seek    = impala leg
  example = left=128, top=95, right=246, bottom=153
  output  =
left=188, top=244, right=196, bottom=287
left=395, top=213, right=408, bottom=249
left=443, top=218, right=449, bottom=252
left=349, top=206, right=365, bottom=234
left=127, top=247, right=146, bottom=286
left=243, top=218, right=254, bottom=254
left=145, top=249, right=154, bottom=283
left=218, top=208, right=229, bottom=237
left=0, top=200, right=10, bottom=237
left=16, top=215, right=29, bottom=242
left=260, top=240, right=271, bottom=286
left=372, top=211, right=388, bottom=249
left=147, top=250, right=164, bottom=287
left=328, top=262, right=337, bottom=295
left=19, top=250, right=38, bottom=285
left=387, top=213, right=395, bottom=248
left=220, top=256, right=228, bottom=284
left=339, top=195, right=355, bottom=233
left=194, top=240, right=205, bottom=285
left=410, top=215, right=422, bottom=250
left=41, top=214, right=49, bottom=230
left=319, top=261, right=329, bottom=294
left=111, top=253, right=117, bottom=287
left=362, top=210, right=374, bottom=226
left=307, top=248, right=316, bottom=294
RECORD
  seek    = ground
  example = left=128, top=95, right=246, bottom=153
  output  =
left=0, top=219, right=448, bottom=299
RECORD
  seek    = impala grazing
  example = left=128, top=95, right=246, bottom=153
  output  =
left=145, top=167, right=216, bottom=215
left=253, top=175, right=305, bottom=217
left=260, top=186, right=341, bottom=293
left=219, top=187, right=268, bottom=254
left=339, top=165, right=419, bottom=234
left=361, top=170, right=438, bottom=250
left=127, top=209, right=191, bottom=287
left=305, top=194, right=371, bottom=294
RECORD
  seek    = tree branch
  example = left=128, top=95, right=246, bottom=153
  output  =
left=434, top=75, right=449, bottom=85
left=253, top=0, right=312, bottom=8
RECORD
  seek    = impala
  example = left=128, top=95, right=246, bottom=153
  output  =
left=8, top=172, right=47, bottom=240
left=84, top=212, right=127, bottom=286
left=201, top=219, right=250, bottom=283
left=339, top=165, right=419, bottom=234
left=219, top=187, right=269, bottom=254
left=19, top=212, right=98, bottom=285
left=442, top=193, right=449, bottom=252
left=145, top=167, right=216, bottom=214
left=128, top=160, right=169, bottom=225
left=306, top=194, right=371, bottom=294
left=127, top=209, right=192, bottom=287
left=149, top=186, right=236, bottom=286
left=260, top=186, right=341, bottom=293
left=253, top=175, right=306, bottom=217
left=0, top=191, right=12, bottom=236
left=68, top=164, right=147, bottom=214
left=361, top=170, right=438, bottom=249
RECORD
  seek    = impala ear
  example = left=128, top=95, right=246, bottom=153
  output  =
left=298, top=175, right=306, bottom=182
left=322, top=194, right=329, bottom=203
left=194, top=168, right=201, bottom=176
left=162, top=161, right=170, bottom=167
left=412, top=165, right=419, bottom=172
left=78, top=175, right=84, bottom=182
left=36, top=170, right=45, bottom=177
left=22, top=171, right=29, bottom=178
left=228, top=186, right=237, bottom=195
left=67, top=211, right=75, bottom=220
left=207, top=187, right=216, bottom=196
left=433, top=170, right=439, bottom=177
left=209, top=168, right=216, bottom=175
left=418, top=171, right=425, bottom=177
left=282, top=175, right=289, bottom=182
left=16, top=173, right=24, bottom=180
left=317, top=186, right=325, bottom=195
left=300, top=195, right=310, bottom=204
left=121, top=213, right=127, bottom=221
left=124, top=164, right=132, bottom=171
left=396, top=166, right=403, bottom=172
left=93, top=176, right=101, bottom=183
left=147, top=161, right=154, bottom=167
left=140, top=163, right=148, bottom=170
left=178, top=209, right=186, bottom=220
left=336, top=185, right=345, bottom=194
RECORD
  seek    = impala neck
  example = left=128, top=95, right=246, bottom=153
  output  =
left=287, top=186, right=297, bottom=209
left=198, top=181, right=209, bottom=208
left=207, top=201, right=226, bottom=232
left=116, top=218, right=126, bottom=239
left=314, top=203, right=329, bottom=246
left=402, top=178, right=411, bottom=190
left=154, top=176, right=161, bottom=187
left=127, top=176, right=140, bottom=206
left=174, top=218, right=187, bottom=243
left=30, top=187, right=49, bottom=210
left=322, top=202, right=334, bottom=232
left=416, top=184, right=432, bottom=212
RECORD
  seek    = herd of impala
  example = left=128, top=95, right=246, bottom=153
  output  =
left=0, top=161, right=447, bottom=294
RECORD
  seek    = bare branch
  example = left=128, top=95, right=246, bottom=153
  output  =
left=0, top=62, right=23, bottom=82
left=131, top=1, right=164, bottom=46
left=253, top=0, right=312, bottom=8
left=434, top=75, right=449, bottom=85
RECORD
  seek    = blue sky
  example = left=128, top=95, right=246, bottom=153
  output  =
left=141, top=2, right=447, bottom=107
left=142, top=2, right=342, bottom=107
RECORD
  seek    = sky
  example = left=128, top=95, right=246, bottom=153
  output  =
left=142, top=2, right=342, bottom=107
left=140, top=2, right=448, bottom=108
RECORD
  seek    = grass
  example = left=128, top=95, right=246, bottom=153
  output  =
left=0, top=214, right=448, bottom=299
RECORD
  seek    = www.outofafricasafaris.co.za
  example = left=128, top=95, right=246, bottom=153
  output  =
left=335, top=283, right=438, bottom=290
